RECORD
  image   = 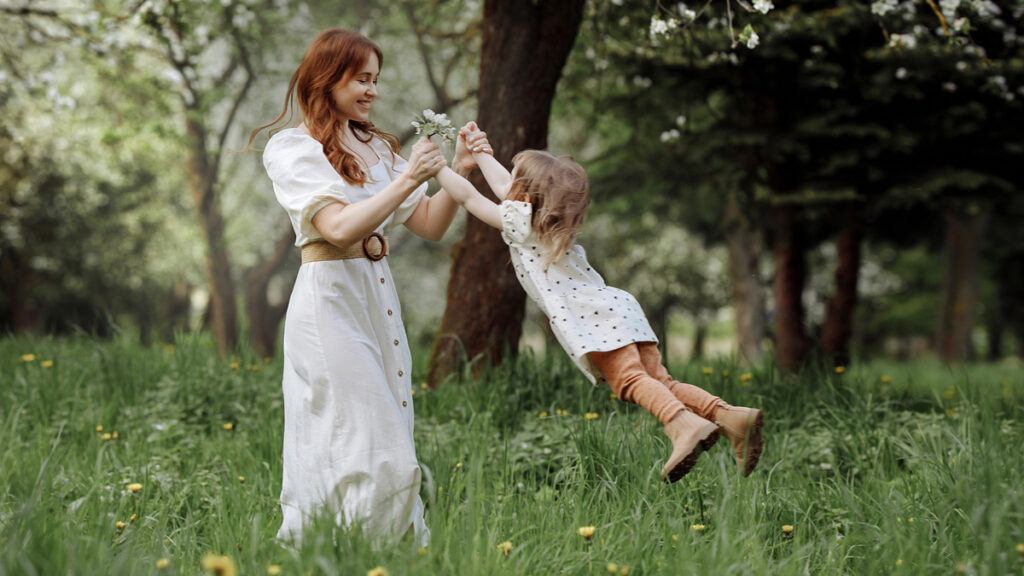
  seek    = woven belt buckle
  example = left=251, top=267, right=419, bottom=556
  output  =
left=362, top=232, right=386, bottom=261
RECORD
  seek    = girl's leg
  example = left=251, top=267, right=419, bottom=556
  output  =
left=635, top=343, right=764, bottom=477
left=589, top=343, right=685, bottom=425
left=589, top=344, right=719, bottom=482
left=636, top=343, right=721, bottom=420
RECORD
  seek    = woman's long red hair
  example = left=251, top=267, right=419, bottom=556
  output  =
left=247, top=29, right=400, bottom=185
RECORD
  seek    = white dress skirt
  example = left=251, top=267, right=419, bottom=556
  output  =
left=263, top=127, right=429, bottom=546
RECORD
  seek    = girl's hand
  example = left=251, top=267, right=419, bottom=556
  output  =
left=405, top=137, right=447, bottom=185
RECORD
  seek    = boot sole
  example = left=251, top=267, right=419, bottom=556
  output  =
left=664, top=426, right=720, bottom=484
left=740, top=410, right=764, bottom=477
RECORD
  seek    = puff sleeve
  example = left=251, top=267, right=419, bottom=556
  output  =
left=379, top=140, right=428, bottom=231
left=263, top=131, right=353, bottom=246
left=499, top=200, right=534, bottom=246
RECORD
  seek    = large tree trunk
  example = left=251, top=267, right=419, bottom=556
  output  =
left=822, top=204, right=863, bottom=365
left=723, top=190, right=765, bottom=363
left=186, top=114, right=238, bottom=356
left=937, top=205, right=986, bottom=362
left=772, top=204, right=808, bottom=372
left=245, top=226, right=296, bottom=358
left=427, top=0, right=587, bottom=386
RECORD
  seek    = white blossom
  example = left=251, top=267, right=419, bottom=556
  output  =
left=888, top=33, right=917, bottom=48
left=754, top=0, right=774, bottom=14
left=676, top=2, right=697, bottom=20
left=943, top=82, right=957, bottom=92
left=871, top=0, right=898, bottom=16
left=675, top=115, right=687, bottom=127
left=649, top=15, right=679, bottom=38
left=895, top=67, right=907, bottom=79
left=660, top=129, right=680, bottom=142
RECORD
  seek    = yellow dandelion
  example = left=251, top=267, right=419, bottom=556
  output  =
left=782, top=524, right=794, bottom=534
left=834, top=366, right=845, bottom=374
left=1016, top=542, right=1024, bottom=554
left=366, top=566, right=388, bottom=576
left=249, top=364, right=262, bottom=372
left=230, top=362, right=240, bottom=370
left=223, top=423, right=234, bottom=431
left=609, top=392, right=617, bottom=400
left=112, top=430, right=119, bottom=439
left=701, top=367, right=713, bottom=375
left=943, top=387, right=956, bottom=400
left=578, top=526, right=595, bottom=539
left=411, top=388, right=416, bottom=396
left=585, top=412, right=599, bottom=420
left=896, top=559, right=903, bottom=566
left=42, top=360, right=53, bottom=368
left=102, top=433, right=112, bottom=441
left=96, top=425, right=103, bottom=432
left=126, top=483, right=142, bottom=492
left=907, top=517, right=914, bottom=523
left=266, top=566, right=282, bottom=576
left=417, top=547, right=428, bottom=556
left=946, top=409, right=957, bottom=416
left=200, top=554, right=237, bottom=576
left=263, top=357, right=271, bottom=364
left=21, top=354, right=36, bottom=362
left=156, top=558, right=170, bottom=570
left=897, top=517, right=902, bottom=523
left=620, top=567, right=630, bottom=576
left=721, top=370, right=729, bottom=377
left=606, top=563, right=619, bottom=573
left=238, top=476, right=245, bottom=484
left=129, top=513, right=137, bottom=523
left=671, top=534, right=679, bottom=541
left=116, top=521, right=126, bottom=530
left=691, top=524, right=706, bottom=531
left=880, top=375, right=891, bottom=383
left=497, top=540, right=513, bottom=555
left=740, top=372, right=753, bottom=382
left=421, top=381, right=429, bottom=389
left=539, top=411, right=548, bottom=419
left=455, top=462, right=463, bottom=469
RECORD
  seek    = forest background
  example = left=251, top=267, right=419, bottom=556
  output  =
left=2, top=0, right=1023, bottom=376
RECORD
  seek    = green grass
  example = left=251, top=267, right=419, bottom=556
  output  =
left=1, top=335, right=1023, bottom=575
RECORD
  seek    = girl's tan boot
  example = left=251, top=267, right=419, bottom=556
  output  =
left=661, top=410, right=720, bottom=483
left=714, top=404, right=764, bottom=477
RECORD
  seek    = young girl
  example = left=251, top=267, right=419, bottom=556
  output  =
left=436, top=125, right=764, bottom=481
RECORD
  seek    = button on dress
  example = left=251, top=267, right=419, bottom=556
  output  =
left=263, top=127, right=429, bottom=546
left=500, top=200, right=658, bottom=385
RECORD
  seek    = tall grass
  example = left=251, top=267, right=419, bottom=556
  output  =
left=1, top=335, right=1022, bottom=575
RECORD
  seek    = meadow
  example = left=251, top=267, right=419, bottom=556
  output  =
left=1, top=335, right=1022, bottom=575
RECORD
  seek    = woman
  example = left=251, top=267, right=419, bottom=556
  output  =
left=248, top=28, right=478, bottom=546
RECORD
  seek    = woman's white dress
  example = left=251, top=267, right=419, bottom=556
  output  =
left=263, top=127, right=429, bottom=546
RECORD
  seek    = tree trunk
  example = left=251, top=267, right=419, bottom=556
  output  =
left=937, top=206, right=986, bottom=362
left=246, top=226, right=296, bottom=358
left=427, top=0, right=587, bottom=386
left=772, top=204, right=808, bottom=372
left=822, top=205, right=863, bottom=365
left=649, top=303, right=671, bottom=365
left=690, top=317, right=707, bottom=360
left=186, top=114, right=238, bottom=356
left=723, top=190, right=765, bottom=363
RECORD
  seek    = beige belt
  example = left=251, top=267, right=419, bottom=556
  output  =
left=301, top=233, right=388, bottom=264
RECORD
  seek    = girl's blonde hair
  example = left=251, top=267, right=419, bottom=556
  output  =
left=508, top=150, right=591, bottom=266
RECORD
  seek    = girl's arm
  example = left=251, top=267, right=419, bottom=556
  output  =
left=462, top=124, right=513, bottom=200
left=435, top=166, right=503, bottom=230
left=313, top=138, right=445, bottom=246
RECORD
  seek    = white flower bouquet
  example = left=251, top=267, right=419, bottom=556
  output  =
left=411, top=109, right=457, bottom=144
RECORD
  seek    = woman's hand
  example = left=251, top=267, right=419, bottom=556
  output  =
left=404, top=137, right=447, bottom=185
left=453, top=121, right=491, bottom=174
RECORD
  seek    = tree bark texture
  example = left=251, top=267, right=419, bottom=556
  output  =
left=937, top=206, right=986, bottom=362
left=772, top=204, right=808, bottom=372
left=427, top=0, right=587, bottom=386
left=822, top=205, right=863, bottom=364
left=723, top=191, right=765, bottom=364
left=245, top=226, right=297, bottom=358
left=186, top=114, right=238, bottom=356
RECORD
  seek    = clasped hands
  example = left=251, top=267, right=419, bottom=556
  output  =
left=405, top=122, right=491, bottom=185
